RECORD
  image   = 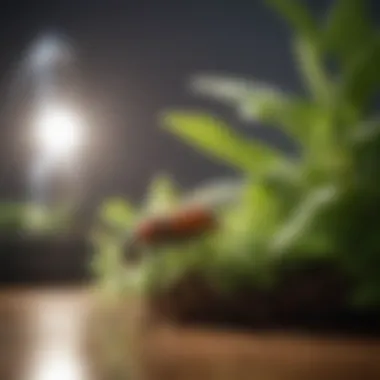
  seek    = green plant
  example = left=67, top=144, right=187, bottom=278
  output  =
left=90, top=174, right=184, bottom=296
left=0, top=202, right=73, bottom=235
left=159, top=0, right=380, bottom=306
left=93, top=0, right=380, bottom=309
left=0, top=202, right=29, bottom=233
left=23, top=203, right=77, bottom=235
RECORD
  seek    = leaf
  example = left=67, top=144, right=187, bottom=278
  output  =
left=192, top=74, right=346, bottom=171
left=265, top=0, right=330, bottom=103
left=181, top=177, right=244, bottom=210
left=323, top=0, right=376, bottom=67
left=271, top=185, right=338, bottom=255
left=264, top=0, right=319, bottom=44
left=350, top=116, right=380, bottom=145
left=191, top=74, right=279, bottom=106
left=241, top=180, right=281, bottom=241
left=349, top=118, right=380, bottom=190
left=240, top=94, right=320, bottom=143
left=217, top=180, right=281, bottom=266
left=163, top=111, right=292, bottom=176
left=192, top=74, right=325, bottom=149
left=99, top=197, right=135, bottom=230
left=340, top=35, right=380, bottom=111
left=144, top=174, right=180, bottom=216
left=192, top=75, right=292, bottom=128
left=99, top=245, right=125, bottom=284
left=219, top=181, right=283, bottom=287
left=322, top=0, right=380, bottom=111
left=293, top=36, right=333, bottom=104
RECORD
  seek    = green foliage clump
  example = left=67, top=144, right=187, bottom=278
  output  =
left=0, top=202, right=73, bottom=235
left=90, top=174, right=183, bottom=297
left=92, top=0, right=380, bottom=308
left=23, top=203, right=77, bottom=235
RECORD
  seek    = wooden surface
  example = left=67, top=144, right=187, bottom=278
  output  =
left=1, top=288, right=380, bottom=380
left=0, top=288, right=92, bottom=380
left=144, top=327, right=380, bottom=380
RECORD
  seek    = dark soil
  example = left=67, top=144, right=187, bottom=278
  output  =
left=147, top=261, right=380, bottom=337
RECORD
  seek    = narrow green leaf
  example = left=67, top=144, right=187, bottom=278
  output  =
left=241, top=95, right=320, bottom=143
left=99, top=197, right=135, bottom=230
left=271, top=185, right=338, bottom=255
left=144, top=174, right=180, bottom=216
left=191, top=74, right=277, bottom=106
left=181, top=178, right=244, bottom=210
left=243, top=180, right=281, bottom=241
left=323, top=0, right=375, bottom=66
left=265, top=0, right=330, bottom=103
left=293, top=36, right=332, bottom=104
left=350, top=116, right=380, bottom=145
left=192, top=74, right=290, bottom=125
left=265, top=0, right=319, bottom=43
left=163, top=111, right=292, bottom=176
left=192, top=74, right=323, bottom=147
left=340, top=35, right=380, bottom=111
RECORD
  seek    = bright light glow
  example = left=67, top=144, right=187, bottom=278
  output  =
left=34, top=104, right=84, bottom=159
left=29, top=35, right=72, bottom=71
left=25, top=297, right=90, bottom=380
left=29, top=350, right=85, bottom=380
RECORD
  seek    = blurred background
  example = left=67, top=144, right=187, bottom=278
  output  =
left=0, top=0, right=378, bottom=285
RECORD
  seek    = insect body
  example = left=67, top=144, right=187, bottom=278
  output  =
left=134, top=205, right=218, bottom=245
left=124, top=178, right=244, bottom=261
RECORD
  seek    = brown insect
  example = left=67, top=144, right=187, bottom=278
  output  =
left=138, top=205, right=217, bottom=243
left=124, top=178, right=244, bottom=261
left=124, top=205, right=218, bottom=261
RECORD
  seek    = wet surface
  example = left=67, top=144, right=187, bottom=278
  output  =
left=0, top=288, right=380, bottom=380
left=0, top=288, right=92, bottom=380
